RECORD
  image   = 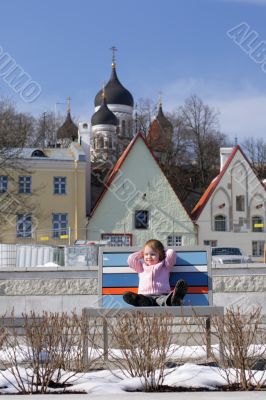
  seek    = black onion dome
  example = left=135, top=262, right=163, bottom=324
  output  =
left=157, top=104, right=173, bottom=130
left=91, top=97, right=118, bottom=126
left=94, top=66, right=134, bottom=107
left=57, top=111, right=78, bottom=141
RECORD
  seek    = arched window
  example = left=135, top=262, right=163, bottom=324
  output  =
left=128, top=120, right=132, bottom=134
left=214, top=215, right=227, bottom=231
left=97, top=137, right=103, bottom=149
left=104, top=138, right=108, bottom=149
left=252, top=215, right=264, bottom=232
left=83, top=123, right=88, bottom=129
left=122, top=120, right=126, bottom=135
left=31, top=149, right=46, bottom=157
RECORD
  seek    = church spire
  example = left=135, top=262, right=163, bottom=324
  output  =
left=67, top=96, right=71, bottom=113
left=110, top=45, right=117, bottom=68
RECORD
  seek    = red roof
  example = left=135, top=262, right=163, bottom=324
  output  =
left=90, top=132, right=194, bottom=224
left=191, top=145, right=266, bottom=220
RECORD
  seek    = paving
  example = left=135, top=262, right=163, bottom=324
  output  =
left=2, top=392, right=266, bottom=400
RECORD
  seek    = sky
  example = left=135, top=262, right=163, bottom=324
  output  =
left=1, top=0, right=266, bottom=142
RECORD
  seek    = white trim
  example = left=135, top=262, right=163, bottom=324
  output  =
left=102, top=265, right=208, bottom=274
left=95, top=104, right=133, bottom=114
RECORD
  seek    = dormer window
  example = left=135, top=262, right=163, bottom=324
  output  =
left=31, top=149, right=46, bottom=157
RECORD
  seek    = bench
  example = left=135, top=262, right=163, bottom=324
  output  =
left=82, top=246, right=224, bottom=364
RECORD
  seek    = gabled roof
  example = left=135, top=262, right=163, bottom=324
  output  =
left=90, top=132, right=194, bottom=224
left=191, top=145, right=266, bottom=220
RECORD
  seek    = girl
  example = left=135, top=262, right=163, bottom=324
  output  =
left=123, top=239, right=187, bottom=307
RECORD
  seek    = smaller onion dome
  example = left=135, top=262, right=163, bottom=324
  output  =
left=94, top=64, right=134, bottom=108
left=91, top=96, right=118, bottom=126
left=156, top=103, right=173, bottom=130
left=57, top=111, right=78, bottom=141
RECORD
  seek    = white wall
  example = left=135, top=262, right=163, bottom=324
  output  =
left=87, top=137, right=196, bottom=247
left=197, top=149, right=266, bottom=258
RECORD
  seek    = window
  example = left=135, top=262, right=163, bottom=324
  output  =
left=252, top=216, right=264, bottom=232
left=122, top=120, right=126, bottom=135
left=83, top=123, right=88, bottom=129
left=19, top=176, right=31, bottom=194
left=52, top=213, right=68, bottom=238
left=204, top=240, right=218, bottom=247
left=252, top=241, right=265, bottom=257
left=0, top=176, right=8, bottom=193
left=54, top=177, right=66, bottom=195
left=98, top=137, right=103, bottom=148
left=135, top=210, right=149, bottom=229
left=31, top=150, right=46, bottom=157
left=16, top=214, right=32, bottom=238
left=214, top=215, right=227, bottom=231
left=167, top=235, right=182, bottom=246
left=236, top=195, right=245, bottom=211
left=101, top=233, right=132, bottom=246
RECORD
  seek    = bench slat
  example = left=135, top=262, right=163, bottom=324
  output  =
left=102, top=286, right=208, bottom=295
left=102, top=294, right=209, bottom=307
left=103, top=265, right=208, bottom=273
left=103, top=272, right=208, bottom=287
left=103, top=251, right=208, bottom=267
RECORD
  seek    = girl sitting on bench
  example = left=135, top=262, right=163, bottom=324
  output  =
left=123, top=239, right=187, bottom=307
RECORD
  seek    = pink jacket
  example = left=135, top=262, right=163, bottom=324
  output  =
left=127, top=249, right=176, bottom=295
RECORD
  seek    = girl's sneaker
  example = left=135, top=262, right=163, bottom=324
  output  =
left=171, top=280, right=188, bottom=306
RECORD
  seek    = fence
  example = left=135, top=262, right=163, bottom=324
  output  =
left=0, top=243, right=99, bottom=268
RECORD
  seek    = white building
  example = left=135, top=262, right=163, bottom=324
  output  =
left=191, top=146, right=266, bottom=260
left=87, top=133, right=197, bottom=247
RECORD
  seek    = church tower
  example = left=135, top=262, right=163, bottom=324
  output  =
left=92, top=47, right=134, bottom=159
left=57, top=97, right=78, bottom=148
left=146, top=101, right=173, bottom=164
left=90, top=92, right=118, bottom=163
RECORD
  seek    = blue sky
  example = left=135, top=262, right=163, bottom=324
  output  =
left=1, top=0, right=266, bottom=141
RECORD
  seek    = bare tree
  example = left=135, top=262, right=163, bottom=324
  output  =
left=178, top=95, right=227, bottom=193
left=32, top=111, right=65, bottom=148
left=135, top=98, right=157, bottom=136
left=242, top=137, right=266, bottom=180
left=0, top=98, right=39, bottom=225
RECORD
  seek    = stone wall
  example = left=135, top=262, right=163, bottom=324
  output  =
left=0, top=264, right=265, bottom=316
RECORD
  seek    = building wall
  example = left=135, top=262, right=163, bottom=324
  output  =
left=0, top=146, right=87, bottom=244
left=87, top=138, right=196, bottom=247
left=197, top=150, right=266, bottom=259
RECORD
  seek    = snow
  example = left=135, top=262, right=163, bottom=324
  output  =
left=0, top=345, right=265, bottom=394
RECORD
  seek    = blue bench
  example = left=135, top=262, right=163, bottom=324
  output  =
left=82, top=246, right=224, bottom=365
left=99, top=246, right=212, bottom=307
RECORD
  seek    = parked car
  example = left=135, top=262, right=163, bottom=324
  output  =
left=211, top=246, right=252, bottom=265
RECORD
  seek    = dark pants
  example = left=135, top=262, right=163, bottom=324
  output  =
left=137, top=292, right=173, bottom=306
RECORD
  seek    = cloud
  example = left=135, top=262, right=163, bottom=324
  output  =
left=160, top=78, right=266, bottom=141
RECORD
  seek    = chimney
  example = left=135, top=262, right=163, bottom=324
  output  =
left=220, top=147, right=233, bottom=171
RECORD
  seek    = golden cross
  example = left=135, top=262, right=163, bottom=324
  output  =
left=110, top=46, right=117, bottom=66
left=67, top=96, right=71, bottom=113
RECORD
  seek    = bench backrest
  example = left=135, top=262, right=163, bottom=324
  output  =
left=98, top=246, right=212, bottom=308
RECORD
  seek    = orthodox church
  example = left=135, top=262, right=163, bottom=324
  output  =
left=57, top=50, right=173, bottom=212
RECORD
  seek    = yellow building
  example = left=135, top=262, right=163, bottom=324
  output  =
left=0, top=142, right=87, bottom=245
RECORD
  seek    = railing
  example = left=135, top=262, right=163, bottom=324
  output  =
left=0, top=242, right=99, bottom=268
